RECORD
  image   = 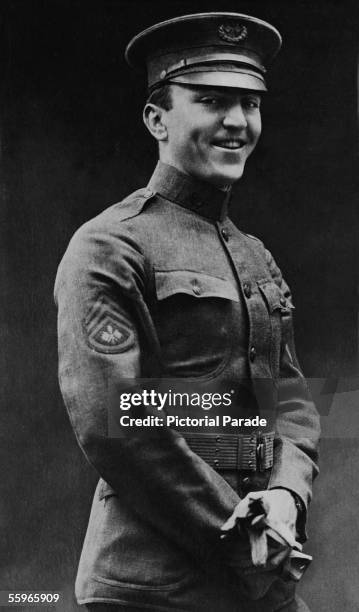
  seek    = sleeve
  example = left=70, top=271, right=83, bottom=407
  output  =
left=264, top=248, right=320, bottom=541
left=54, top=221, right=240, bottom=563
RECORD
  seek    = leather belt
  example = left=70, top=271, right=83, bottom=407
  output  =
left=182, top=431, right=275, bottom=472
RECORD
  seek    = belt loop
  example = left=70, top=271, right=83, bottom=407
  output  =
left=256, top=431, right=264, bottom=472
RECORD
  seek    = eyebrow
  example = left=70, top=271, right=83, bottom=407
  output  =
left=189, top=88, right=262, bottom=104
left=190, top=87, right=228, bottom=96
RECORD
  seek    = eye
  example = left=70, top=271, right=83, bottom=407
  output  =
left=242, top=96, right=261, bottom=110
left=199, top=96, right=221, bottom=106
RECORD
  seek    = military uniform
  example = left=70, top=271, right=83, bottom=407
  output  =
left=55, top=12, right=320, bottom=612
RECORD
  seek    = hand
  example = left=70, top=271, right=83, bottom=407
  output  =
left=220, top=489, right=309, bottom=599
left=223, top=489, right=298, bottom=567
left=220, top=489, right=299, bottom=599
left=222, top=488, right=297, bottom=542
left=222, top=491, right=297, bottom=569
left=248, top=489, right=298, bottom=538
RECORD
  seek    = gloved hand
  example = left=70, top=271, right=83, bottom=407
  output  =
left=220, top=490, right=312, bottom=600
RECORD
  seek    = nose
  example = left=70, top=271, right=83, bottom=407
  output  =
left=222, top=102, right=247, bottom=129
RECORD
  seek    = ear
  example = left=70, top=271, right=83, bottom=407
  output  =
left=143, top=103, right=168, bottom=142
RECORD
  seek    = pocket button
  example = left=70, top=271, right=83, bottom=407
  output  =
left=243, top=282, right=251, bottom=298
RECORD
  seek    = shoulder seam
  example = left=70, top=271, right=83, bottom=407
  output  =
left=112, top=190, right=157, bottom=223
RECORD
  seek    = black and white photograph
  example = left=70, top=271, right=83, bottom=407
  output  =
left=1, top=1, right=358, bottom=611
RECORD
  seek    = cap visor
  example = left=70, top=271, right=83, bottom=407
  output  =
left=169, top=71, right=267, bottom=92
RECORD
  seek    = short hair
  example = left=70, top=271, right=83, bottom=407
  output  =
left=146, top=84, right=173, bottom=110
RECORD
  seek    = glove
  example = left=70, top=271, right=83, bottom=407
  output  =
left=221, top=491, right=312, bottom=600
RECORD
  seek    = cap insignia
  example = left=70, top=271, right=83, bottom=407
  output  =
left=218, top=22, right=248, bottom=44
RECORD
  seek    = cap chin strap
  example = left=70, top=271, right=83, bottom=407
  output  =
left=162, top=52, right=266, bottom=75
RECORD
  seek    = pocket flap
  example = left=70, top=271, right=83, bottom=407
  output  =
left=155, top=270, right=239, bottom=302
left=257, top=281, right=283, bottom=313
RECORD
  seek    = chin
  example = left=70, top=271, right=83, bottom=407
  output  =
left=208, top=166, right=245, bottom=187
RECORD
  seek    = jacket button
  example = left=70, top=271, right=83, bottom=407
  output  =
left=242, top=477, right=250, bottom=485
left=249, top=346, right=257, bottom=362
left=221, top=228, right=229, bottom=241
left=243, top=282, right=251, bottom=298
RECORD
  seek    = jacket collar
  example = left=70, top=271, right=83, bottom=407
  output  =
left=147, top=161, right=231, bottom=221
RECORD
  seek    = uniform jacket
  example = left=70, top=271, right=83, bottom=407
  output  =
left=55, top=161, right=320, bottom=611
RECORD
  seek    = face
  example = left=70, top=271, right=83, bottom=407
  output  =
left=158, top=84, right=262, bottom=188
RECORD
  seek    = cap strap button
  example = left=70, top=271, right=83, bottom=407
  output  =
left=191, top=279, right=201, bottom=296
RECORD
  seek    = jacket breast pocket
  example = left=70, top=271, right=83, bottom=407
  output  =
left=154, top=270, right=240, bottom=379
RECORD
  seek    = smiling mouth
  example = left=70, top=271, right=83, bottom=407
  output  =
left=212, top=140, right=245, bottom=150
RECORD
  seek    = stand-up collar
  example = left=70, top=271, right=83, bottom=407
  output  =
left=147, top=161, right=231, bottom=221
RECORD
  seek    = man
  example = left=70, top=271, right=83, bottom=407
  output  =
left=55, top=12, right=320, bottom=612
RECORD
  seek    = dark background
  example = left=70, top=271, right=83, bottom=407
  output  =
left=0, top=0, right=358, bottom=610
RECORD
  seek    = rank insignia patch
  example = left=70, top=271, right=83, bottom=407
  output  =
left=84, top=297, right=135, bottom=354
